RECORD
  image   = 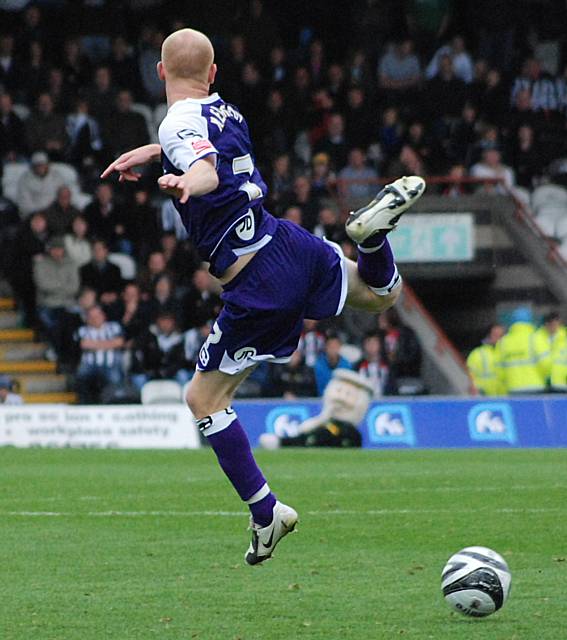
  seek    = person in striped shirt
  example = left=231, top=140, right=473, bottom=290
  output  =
left=74, top=305, right=124, bottom=404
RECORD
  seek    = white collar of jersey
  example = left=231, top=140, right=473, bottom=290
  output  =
left=169, top=93, right=220, bottom=111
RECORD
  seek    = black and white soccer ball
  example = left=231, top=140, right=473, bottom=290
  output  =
left=441, top=546, right=511, bottom=617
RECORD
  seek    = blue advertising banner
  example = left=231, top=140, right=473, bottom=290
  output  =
left=233, top=397, right=567, bottom=449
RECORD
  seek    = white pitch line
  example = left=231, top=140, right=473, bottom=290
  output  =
left=1, top=507, right=563, bottom=518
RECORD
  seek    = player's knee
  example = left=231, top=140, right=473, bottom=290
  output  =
left=185, top=384, right=208, bottom=419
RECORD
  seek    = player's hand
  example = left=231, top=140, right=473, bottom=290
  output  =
left=100, top=144, right=161, bottom=182
left=158, top=173, right=191, bottom=203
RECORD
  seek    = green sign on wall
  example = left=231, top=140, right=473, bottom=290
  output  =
left=389, top=213, right=474, bottom=263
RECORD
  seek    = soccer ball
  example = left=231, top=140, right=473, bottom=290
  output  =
left=441, top=546, right=511, bottom=617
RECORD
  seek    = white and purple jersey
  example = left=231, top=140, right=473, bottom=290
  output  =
left=158, top=93, right=278, bottom=277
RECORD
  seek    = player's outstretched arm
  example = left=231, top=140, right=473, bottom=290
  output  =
left=100, top=143, right=162, bottom=182
left=158, top=156, right=219, bottom=204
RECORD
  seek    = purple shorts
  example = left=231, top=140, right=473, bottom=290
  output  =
left=197, top=219, right=347, bottom=374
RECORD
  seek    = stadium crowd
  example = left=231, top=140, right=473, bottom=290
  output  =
left=1, top=0, right=567, bottom=402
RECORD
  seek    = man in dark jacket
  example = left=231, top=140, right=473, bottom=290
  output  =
left=79, top=239, right=123, bottom=305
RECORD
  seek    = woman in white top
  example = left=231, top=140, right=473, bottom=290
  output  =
left=64, top=215, right=92, bottom=267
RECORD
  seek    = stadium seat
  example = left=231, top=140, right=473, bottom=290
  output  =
left=153, top=103, right=168, bottom=128
left=1, top=162, right=28, bottom=203
left=131, top=102, right=158, bottom=143
left=531, top=184, right=567, bottom=215
left=140, top=379, right=183, bottom=404
left=108, top=252, right=137, bottom=280
left=12, top=103, right=30, bottom=121
left=535, top=205, right=566, bottom=238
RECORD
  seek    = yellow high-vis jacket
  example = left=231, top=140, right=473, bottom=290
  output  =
left=493, top=322, right=551, bottom=394
left=550, top=346, right=567, bottom=391
left=466, top=343, right=506, bottom=396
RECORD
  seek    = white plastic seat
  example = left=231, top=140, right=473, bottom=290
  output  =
left=50, top=162, right=92, bottom=211
left=140, top=380, right=183, bottom=405
left=108, top=252, right=137, bottom=280
left=535, top=205, right=567, bottom=238
left=153, top=103, right=168, bottom=128
left=339, top=343, right=363, bottom=364
left=531, top=184, right=567, bottom=215
left=1, top=162, right=28, bottom=203
left=12, top=103, right=30, bottom=121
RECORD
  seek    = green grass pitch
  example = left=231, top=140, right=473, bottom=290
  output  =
left=0, top=447, right=565, bottom=639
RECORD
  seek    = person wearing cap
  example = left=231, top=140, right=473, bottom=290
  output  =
left=493, top=307, right=551, bottom=394
left=0, top=376, right=23, bottom=405
left=16, top=150, right=68, bottom=217
left=33, top=236, right=80, bottom=358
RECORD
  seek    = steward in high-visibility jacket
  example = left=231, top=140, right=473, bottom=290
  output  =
left=494, top=317, right=551, bottom=394
left=550, top=345, right=567, bottom=392
left=535, top=312, right=567, bottom=358
left=467, top=326, right=506, bottom=396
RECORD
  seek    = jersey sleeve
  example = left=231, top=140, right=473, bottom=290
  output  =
left=158, top=110, right=219, bottom=172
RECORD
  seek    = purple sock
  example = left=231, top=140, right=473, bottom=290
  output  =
left=199, top=409, right=276, bottom=527
left=357, top=237, right=401, bottom=293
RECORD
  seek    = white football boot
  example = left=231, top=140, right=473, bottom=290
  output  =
left=245, top=500, right=298, bottom=565
left=345, top=175, right=426, bottom=244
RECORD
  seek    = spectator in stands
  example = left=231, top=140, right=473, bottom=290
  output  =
left=494, top=307, right=550, bottom=394
left=310, top=152, right=334, bottom=199
left=130, top=310, right=189, bottom=389
left=356, top=332, right=392, bottom=398
left=64, top=215, right=92, bottom=268
left=147, top=273, right=181, bottom=324
left=0, top=92, right=26, bottom=160
left=281, top=176, right=320, bottom=232
left=16, top=151, right=68, bottom=218
left=449, top=103, right=479, bottom=165
left=65, top=98, right=103, bottom=168
left=84, top=66, right=117, bottom=122
left=106, top=36, right=142, bottom=98
left=344, top=87, right=373, bottom=151
left=378, top=107, right=404, bottom=159
left=313, top=207, right=344, bottom=244
left=378, top=40, right=422, bottom=104
left=511, top=57, right=558, bottom=114
left=378, top=308, right=422, bottom=388
left=0, top=375, right=23, bottom=405
left=182, top=322, right=210, bottom=373
left=426, top=35, right=474, bottom=84
left=535, top=311, right=566, bottom=361
left=478, top=69, right=509, bottom=127
left=45, top=185, right=79, bottom=236
left=405, top=0, right=451, bottom=53
left=114, top=281, right=150, bottom=342
left=387, top=144, right=427, bottom=179
left=267, top=45, right=288, bottom=88
left=0, top=34, right=19, bottom=93
left=257, top=88, right=292, bottom=164
left=46, top=67, right=72, bottom=114
left=79, top=239, right=123, bottom=305
left=471, top=0, right=516, bottom=72
left=61, top=38, right=91, bottom=95
left=470, top=148, right=515, bottom=195
left=426, top=54, right=468, bottom=120
left=286, top=66, right=311, bottom=133
left=138, top=250, right=172, bottom=296
left=183, top=267, right=222, bottom=329
left=138, top=27, right=165, bottom=104
left=21, top=40, right=48, bottom=105
left=74, top=305, right=124, bottom=404
left=298, top=319, right=325, bottom=367
left=33, top=236, right=80, bottom=358
left=59, top=286, right=98, bottom=369
left=24, top=93, right=68, bottom=158
left=103, top=89, right=149, bottom=159
left=269, top=154, right=293, bottom=212
left=338, top=147, right=378, bottom=209
left=160, top=231, right=200, bottom=290
left=314, top=333, right=352, bottom=395
left=268, top=350, right=317, bottom=398
left=466, top=323, right=506, bottom=396
left=84, top=182, right=131, bottom=253
left=128, top=188, right=162, bottom=260
left=313, top=113, right=348, bottom=172
left=7, top=211, right=48, bottom=327
left=509, top=125, right=542, bottom=189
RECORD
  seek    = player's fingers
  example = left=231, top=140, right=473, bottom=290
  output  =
left=179, top=185, right=190, bottom=204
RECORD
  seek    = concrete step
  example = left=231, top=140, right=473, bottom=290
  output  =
left=0, top=310, right=20, bottom=329
left=0, top=328, right=35, bottom=342
left=13, top=374, right=68, bottom=393
left=21, top=391, right=77, bottom=404
left=0, top=297, right=15, bottom=310
left=0, top=342, right=47, bottom=361
left=0, top=360, right=56, bottom=374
